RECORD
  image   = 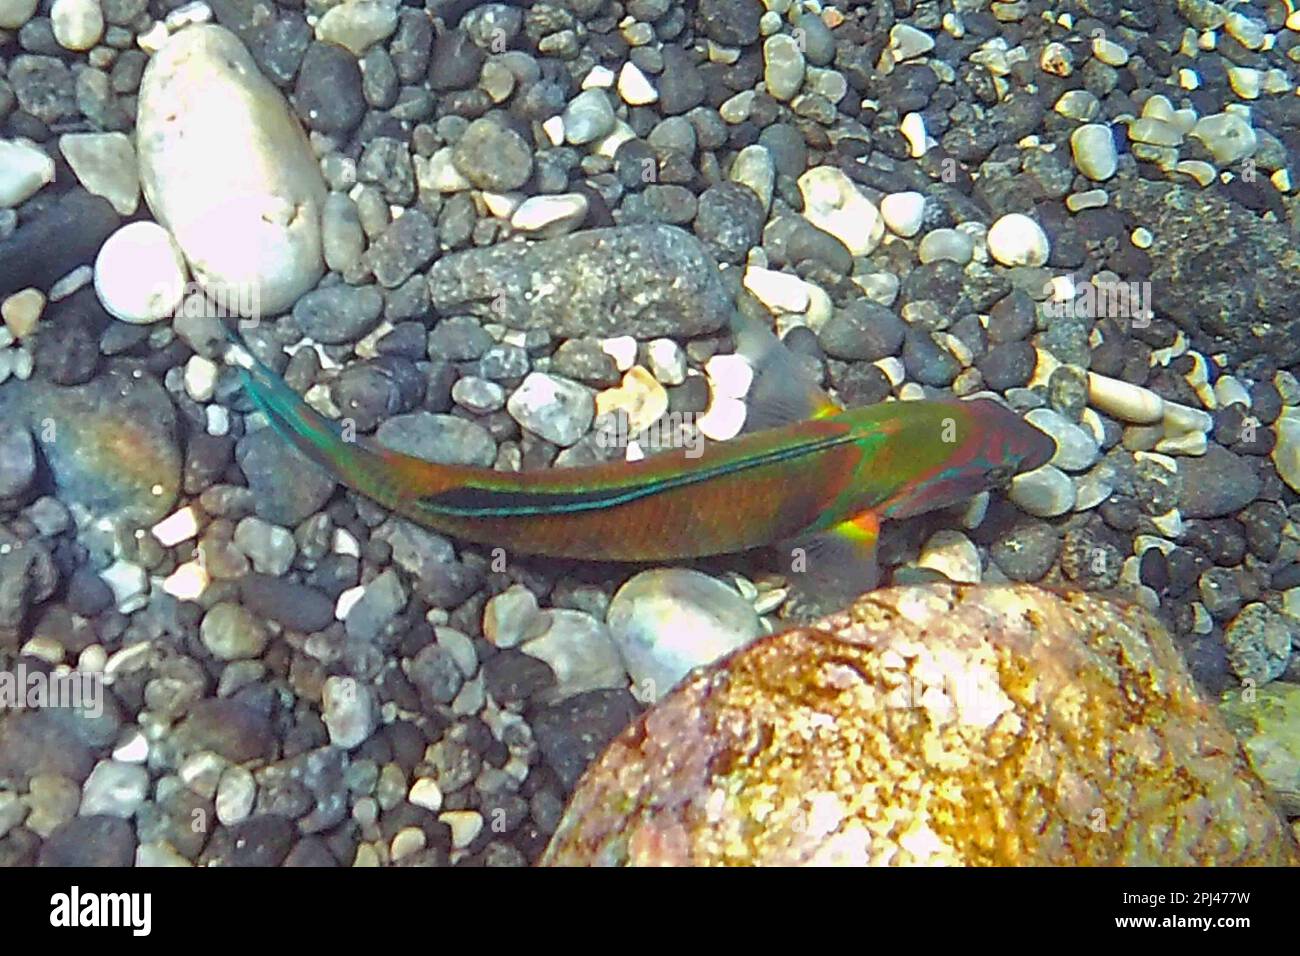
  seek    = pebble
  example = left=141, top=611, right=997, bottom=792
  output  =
left=743, top=266, right=809, bottom=313
left=510, top=193, right=588, bottom=236
left=563, top=89, right=617, bottom=145
left=880, top=191, right=925, bottom=238
left=315, top=0, right=398, bottom=56
left=522, top=609, right=627, bottom=702
left=237, top=426, right=336, bottom=526
left=452, top=118, right=532, bottom=191
left=483, top=585, right=549, bottom=648
left=1190, top=112, right=1257, bottom=166
left=233, top=515, right=296, bottom=575
left=889, top=23, right=934, bottom=61
left=1008, top=464, right=1075, bottom=517
left=0, top=0, right=38, bottom=30
left=986, top=213, right=1050, bottom=268
left=0, top=423, right=36, bottom=499
left=428, top=224, right=730, bottom=339
left=617, top=62, right=658, bottom=106
left=507, top=373, right=593, bottom=447
left=93, top=221, right=187, bottom=324
left=215, top=766, right=256, bottom=826
left=763, top=34, right=805, bottom=101
left=2, top=288, right=43, bottom=339
left=728, top=145, right=775, bottom=212
left=0, top=189, right=120, bottom=299
left=375, top=412, right=496, bottom=467
left=1178, top=445, right=1260, bottom=518
left=916, top=530, right=982, bottom=583
left=79, top=760, right=149, bottom=818
left=1224, top=603, right=1293, bottom=685
left=51, top=0, right=103, bottom=51
left=797, top=166, right=883, bottom=256
left=606, top=568, right=762, bottom=702
left=0, top=139, right=55, bottom=208
left=292, top=284, right=383, bottom=345
left=1088, top=371, right=1165, bottom=424
left=200, top=601, right=270, bottom=661
left=1024, top=408, right=1098, bottom=472
left=1273, top=409, right=1300, bottom=493
left=322, top=676, right=377, bottom=749
left=917, top=228, right=974, bottom=265
left=137, top=25, right=325, bottom=315
left=295, top=41, right=366, bottom=135
left=58, top=132, right=139, bottom=216
left=1070, top=123, right=1117, bottom=181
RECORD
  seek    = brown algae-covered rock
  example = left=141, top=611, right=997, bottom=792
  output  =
left=542, top=584, right=1297, bottom=866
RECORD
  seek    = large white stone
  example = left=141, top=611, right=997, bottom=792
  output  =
left=797, top=166, right=884, bottom=256
left=136, top=25, right=326, bottom=318
left=0, top=0, right=38, bottom=30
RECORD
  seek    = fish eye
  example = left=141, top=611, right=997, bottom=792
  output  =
left=987, top=464, right=1013, bottom=485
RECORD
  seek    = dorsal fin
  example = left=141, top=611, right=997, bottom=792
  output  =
left=730, top=311, right=842, bottom=431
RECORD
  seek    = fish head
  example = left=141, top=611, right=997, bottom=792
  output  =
left=877, top=398, right=1056, bottom=520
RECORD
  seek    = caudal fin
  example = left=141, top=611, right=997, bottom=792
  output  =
left=224, top=330, right=402, bottom=507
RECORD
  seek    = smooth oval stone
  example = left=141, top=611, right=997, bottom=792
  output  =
left=606, top=568, right=762, bottom=701
left=136, top=25, right=326, bottom=316
left=545, top=584, right=1298, bottom=866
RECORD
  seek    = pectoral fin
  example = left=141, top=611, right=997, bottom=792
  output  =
left=730, top=311, right=842, bottom=430
left=779, top=511, right=881, bottom=615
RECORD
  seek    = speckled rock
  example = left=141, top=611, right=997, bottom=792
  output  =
left=1220, top=681, right=1300, bottom=815
left=428, top=225, right=730, bottom=338
left=543, top=585, right=1296, bottom=865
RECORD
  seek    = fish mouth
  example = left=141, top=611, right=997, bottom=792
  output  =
left=1019, top=421, right=1057, bottom=472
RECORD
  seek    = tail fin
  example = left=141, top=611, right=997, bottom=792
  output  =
left=224, top=328, right=403, bottom=507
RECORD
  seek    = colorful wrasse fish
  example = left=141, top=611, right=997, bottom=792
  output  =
left=227, top=315, right=1053, bottom=597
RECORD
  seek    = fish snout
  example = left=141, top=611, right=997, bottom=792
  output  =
left=1017, top=420, right=1057, bottom=473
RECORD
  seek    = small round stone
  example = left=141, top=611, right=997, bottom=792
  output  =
left=880, top=191, right=925, bottom=238
left=986, top=213, right=1050, bottom=267
left=763, top=34, right=805, bottom=101
left=93, top=221, right=188, bottom=324
left=51, top=0, right=104, bottom=52
left=1070, top=123, right=1118, bottom=181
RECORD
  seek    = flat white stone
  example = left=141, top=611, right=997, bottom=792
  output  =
left=616, top=61, right=658, bottom=105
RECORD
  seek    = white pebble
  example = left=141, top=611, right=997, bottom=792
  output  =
left=705, top=353, right=753, bottom=401
left=184, top=354, right=218, bottom=402
left=698, top=395, right=746, bottom=441
left=1008, top=465, right=1075, bottom=518
left=916, top=530, right=981, bottom=583
left=1070, top=123, right=1118, bottom=180
left=889, top=23, right=934, bottom=61
left=899, top=112, right=929, bottom=158
left=0, top=138, right=55, bottom=208
left=986, top=213, right=1050, bottom=267
left=880, top=191, right=925, bottom=238
left=743, top=266, right=810, bottom=313
left=797, top=166, right=883, bottom=256
left=617, top=62, right=658, bottom=105
left=1088, top=371, right=1164, bottom=424
left=510, top=193, right=588, bottom=236
left=151, top=506, right=200, bottom=546
left=51, top=0, right=104, bottom=51
left=94, top=221, right=188, bottom=324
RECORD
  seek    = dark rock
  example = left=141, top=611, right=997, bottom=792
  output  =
left=38, top=816, right=134, bottom=867
left=295, top=42, right=366, bottom=134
